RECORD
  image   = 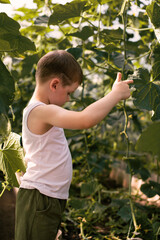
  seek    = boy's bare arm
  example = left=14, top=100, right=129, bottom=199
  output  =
left=34, top=73, right=133, bottom=130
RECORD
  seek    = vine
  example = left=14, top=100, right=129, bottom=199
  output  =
left=120, top=0, right=140, bottom=237
left=0, top=0, right=160, bottom=239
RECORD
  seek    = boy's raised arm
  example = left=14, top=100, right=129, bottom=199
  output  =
left=35, top=73, right=133, bottom=130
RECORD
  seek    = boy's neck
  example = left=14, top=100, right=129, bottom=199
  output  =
left=30, top=85, right=49, bottom=105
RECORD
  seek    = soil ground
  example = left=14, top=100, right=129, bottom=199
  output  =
left=0, top=189, right=16, bottom=240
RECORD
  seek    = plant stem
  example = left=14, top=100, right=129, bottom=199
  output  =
left=127, top=219, right=133, bottom=239
left=97, top=4, right=101, bottom=47
left=156, top=226, right=160, bottom=240
left=121, top=0, right=139, bottom=235
left=127, top=27, right=153, bottom=31
left=0, top=182, right=8, bottom=198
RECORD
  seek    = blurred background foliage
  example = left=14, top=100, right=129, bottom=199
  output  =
left=0, top=0, right=160, bottom=239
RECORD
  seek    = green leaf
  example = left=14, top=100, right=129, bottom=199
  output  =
left=0, top=114, right=11, bottom=144
left=66, top=26, right=94, bottom=41
left=138, top=167, right=150, bottom=181
left=0, top=38, right=10, bottom=51
left=0, top=132, right=26, bottom=188
left=17, top=35, right=36, bottom=53
left=1, top=34, right=36, bottom=53
left=140, top=181, right=160, bottom=198
left=117, top=205, right=132, bottom=222
left=141, top=183, right=156, bottom=198
left=0, top=13, right=36, bottom=54
left=104, top=43, right=120, bottom=52
left=92, top=202, right=107, bottom=216
left=0, top=12, right=20, bottom=36
left=100, top=28, right=123, bottom=42
left=125, top=158, right=150, bottom=181
left=69, top=197, right=89, bottom=209
left=128, top=68, right=160, bottom=120
left=80, top=180, right=99, bottom=197
left=146, top=1, right=160, bottom=29
left=67, top=47, right=83, bottom=60
left=136, top=121, right=160, bottom=160
left=21, top=54, right=39, bottom=77
left=0, top=0, right=10, bottom=3
left=48, top=0, right=87, bottom=25
left=0, top=59, right=15, bottom=113
left=151, top=43, right=160, bottom=81
left=58, top=38, right=72, bottom=50
left=111, top=52, right=133, bottom=70
left=0, top=34, right=36, bottom=53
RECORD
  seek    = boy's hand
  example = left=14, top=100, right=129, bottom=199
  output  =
left=112, top=72, right=133, bottom=100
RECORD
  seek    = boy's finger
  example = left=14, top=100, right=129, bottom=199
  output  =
left=123, top=79, right=134, bottom=85
left=115, top=72, right=122, bottom=83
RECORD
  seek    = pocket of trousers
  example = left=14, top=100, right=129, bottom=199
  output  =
left=30, top=196, right=62, bottom=240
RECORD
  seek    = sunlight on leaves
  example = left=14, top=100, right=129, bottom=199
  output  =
left=146, top=1, right=160, bottom=29
left=128, top=68, right=160, bottom=120
left=48, top=0, right=87, bottom=25
left=0, top=132, right=26, bottom=188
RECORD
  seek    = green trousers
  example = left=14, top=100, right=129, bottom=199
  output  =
left=15, top=188, right=66, bottom=240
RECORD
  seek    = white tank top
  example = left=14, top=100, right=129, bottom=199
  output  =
left=20, top=101, right=72, bottom=199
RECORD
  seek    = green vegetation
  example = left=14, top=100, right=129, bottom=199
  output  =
left=0, top=0, right=160, bottom=239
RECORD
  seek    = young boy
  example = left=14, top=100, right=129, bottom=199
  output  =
left=15, top=50, right=133, bottom=240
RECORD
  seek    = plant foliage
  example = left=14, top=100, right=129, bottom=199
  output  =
left=0, top=0, right=160, bottom=239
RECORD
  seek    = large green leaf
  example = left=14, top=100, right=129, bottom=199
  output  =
left=146, top=1, right=160, bottom=29
left=0, top=59, right=15, bottom=113
left=20, top=54, right=39, bottom=77
left=0, top=132, right=26, bottom=187
left=0, top=12, right=20, bottom=36
left=0, top=13, right=36, bottom=53
left=16, top=35, right=36, bottom=53
left=140, top=181, right=160, bottom=198
left=48, top=0, right=87, bottom=25
left=136, top=121, right=160, bottom=159
left=66, top=26, right=95, bottom=41
left=125, top=157, right=150, bottom=181
left=0, top=34, right=36, bottom=53
left=128, top=68, right=160, bottom=120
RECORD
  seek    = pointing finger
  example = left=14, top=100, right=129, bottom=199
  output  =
left=115, top=72, right=122, bottom=83
left=123, top=79, right=134, bottom=85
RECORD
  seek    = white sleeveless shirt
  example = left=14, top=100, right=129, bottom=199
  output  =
left=20, top=102, right=72, bottom=199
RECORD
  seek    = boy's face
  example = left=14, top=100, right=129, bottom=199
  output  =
left=50, top=80, right=79, bottom=106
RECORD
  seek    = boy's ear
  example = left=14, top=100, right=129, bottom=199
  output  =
left=50, top=78, right=60, bottom=91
